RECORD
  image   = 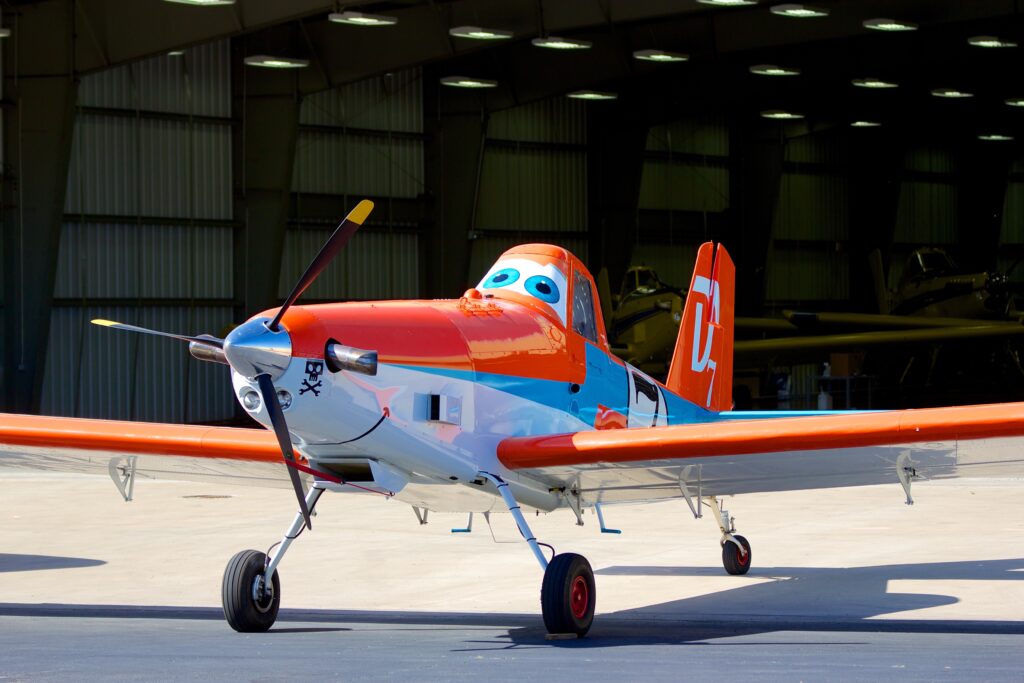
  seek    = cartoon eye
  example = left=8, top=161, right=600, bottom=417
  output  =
left=483, top=268, right=520, bottom=289
left=525, top=275, right=560, bottom=303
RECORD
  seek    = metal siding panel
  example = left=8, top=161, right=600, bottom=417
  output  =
left=293, top=131, right=424, bottom=198
left=784, top=136, right=847, bottom=165
left=1001, top=181, right=1024, bottom=244
left=765, top=244, right=850, bottom=302
left=646, top=118, right=728, bottom=156
left=300, top=68, right=422, bottom=133
left=638, top=160, right=729, bottom=212
left=630, top=244, right=698, bottom=289
left=773, top=173, right=849, bottom=241
left=279, top=230, right=420, bottom=300
left=893, top=181, right=958, bottom=244
left=54, top=223, right=232, bottom=300
left=905, top=147, right=956, bottom=174
left=476, top=147, right=586, bottom=231
left=488, top=99, right=586, bottom=144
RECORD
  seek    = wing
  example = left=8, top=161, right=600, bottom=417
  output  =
left=0, top=414, right=290, bottom=489
left=498, top=402, right=1024, bottom=505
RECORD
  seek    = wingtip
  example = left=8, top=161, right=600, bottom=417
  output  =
left=348, top=199, right=374, bottom=225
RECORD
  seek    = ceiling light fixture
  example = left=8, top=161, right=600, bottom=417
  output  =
left=243, top=55, right=309, bottom=69
left=328, top=11, right=398, bottom=26
left=979, top=133, right=1014, bottom=141
left=0, top=28, right=12, bottom=38
left=750, top=64, right=801, bottom=76
left=932, top=88, right=973, bottom=98
left=1006, top=98, right=1024, bottom=107
left=968, top=35, right=1017, bottom=48
left=863, top=18, right=918, bottom=32
left=769, top=4, right=828, bottom=17
left=449, top=26, right=513, bottom=40
left=567, top=90, right=617, bottom=100
left=696, top=0, right=758, bottom=5
left=852, top=78, right=898, bottom=89
left=532, top=36, right=591, bottom=50
left=440, top=76, right=498, bottom=89
left=851, top=120, right=881, bottom=127
left=633, top=49, right=689, bottom=62
left=761, top=109, right=803, bottom=120
left=167, top=50, right=185, bottom=56
left=162, top=0, right=235, bottom=5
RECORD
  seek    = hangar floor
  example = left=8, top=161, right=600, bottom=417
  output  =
left=1, top=470, right=1022, bottom=680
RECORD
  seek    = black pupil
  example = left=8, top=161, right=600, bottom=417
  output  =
left=536, top=282, right=551, bottom=294
left=493, top=273, right=508, bottom=283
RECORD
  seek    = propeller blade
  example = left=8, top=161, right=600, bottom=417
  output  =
left=268, top=199, right=374, bottom=332
left=91, top=319, right=224, bottom=348
left=256, top=373, right=312, bottom=529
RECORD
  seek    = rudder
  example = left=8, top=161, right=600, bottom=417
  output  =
left=665, top=242, right=735, bottom=412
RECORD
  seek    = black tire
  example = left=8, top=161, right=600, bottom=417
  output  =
left=541, top=553, right=596, bottom=636
left=722, top=535, right=752, bottom=575
left=222, top=549, right=280, bottom=632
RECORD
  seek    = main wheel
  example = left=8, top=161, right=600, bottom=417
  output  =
left=222, top=549, right=280, bottom=632
left=541, top=553, right=596, bottom=636
left=722, top=535, right=752, bottom=575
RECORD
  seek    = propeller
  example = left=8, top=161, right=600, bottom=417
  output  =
left=91, top=199, right=377, bottom=531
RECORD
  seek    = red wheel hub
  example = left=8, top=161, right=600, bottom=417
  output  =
left=736, top=545, right=749, bottom=566
left=570, top=575, right=589, bottom=619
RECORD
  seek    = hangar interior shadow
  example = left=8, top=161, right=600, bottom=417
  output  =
left=1, top=558, right=1021, bottom=645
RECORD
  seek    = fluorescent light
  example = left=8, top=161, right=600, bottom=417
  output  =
left=697, top=0, right=758, bottom=5
left=851, top=120, right=881, bottom=128
left=328, top=11, right=398, bottom=26
left=532, top=36, right=591, bottom=50
left=932, top=88, right=973, bottom=99
left=567, top=90, right=617, bottom=101
left=449, top=26, right=512, bottom=40
left=769, top=4, right=828, bottom=17
left=1006, top=98, right=1024, bottom=107
left=0, top=28, right=11, bottom=38
left=750, top=64, right=800, bottom=76
left=761, top=109, right=803, bottom=120
left=979, top=133, right=1014, bottom=141
left=863, top=18, right=918, bottom=32
left=440, top=76, right=498, bottom=89
left=968, top=35, right=1017, bottom=48
left=162, top=0, right=234, bottom=5
left=634, top=49, right=689, bottom=63
left=852, top=78, right=898, bottom=89
left=243, top=55, right=309, bottom=69
left=167, top=50, right=185, bottom=56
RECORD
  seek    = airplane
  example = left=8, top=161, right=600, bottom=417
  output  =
left=2, top=198, right=1024, bottom=637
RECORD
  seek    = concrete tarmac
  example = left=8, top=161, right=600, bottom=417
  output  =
left=1, top=470, right=1023, bottom=680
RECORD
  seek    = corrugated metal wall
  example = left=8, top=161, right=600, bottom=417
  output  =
left=765, top=135, right=850, bottom=304
left=41, top=41, right=235, bottom=422
left=287, top=68, right=424, bottom=301
left=470, top=99, right=588, bottom=283
left=998, top=158, right=1024, bottom=280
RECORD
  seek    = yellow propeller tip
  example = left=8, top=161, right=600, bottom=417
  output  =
left=91, top=319, right=117, bottom=327
left=348, top=199, right=374, bottom=225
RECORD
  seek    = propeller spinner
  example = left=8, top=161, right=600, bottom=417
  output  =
left=91, top=199, right=376, bottom=529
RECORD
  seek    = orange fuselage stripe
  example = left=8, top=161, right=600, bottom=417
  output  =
left=497, top=402, right=1024, bottom=469
left=0, top=414, right=282, bottom=462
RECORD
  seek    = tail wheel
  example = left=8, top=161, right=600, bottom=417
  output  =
left=722, top=535, right=752, bottom=575
left=222, top=549, right=280, bottom=632
left=541, top=553, right=596, bottom=636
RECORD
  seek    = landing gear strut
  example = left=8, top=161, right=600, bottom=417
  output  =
left=222, top=485, right=324, bottom=632
left=707, top=496, right=752, bottom=576
left=478, top=471, right=596, bottom=637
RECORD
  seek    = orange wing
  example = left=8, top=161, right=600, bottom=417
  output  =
left=498, top=403, right=1024, bottom=504
left=0, top=414, right=289, bottom=489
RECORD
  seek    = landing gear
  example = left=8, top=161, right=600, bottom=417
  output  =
left=222, top=485, right=324, bottom=633
left=478, top=471, right=596, bottom=637
left=222, top=549, right=280, bottom=632
left=721, top=534, right=752, bottom=575
left=541, top=553, right=596, bottom=636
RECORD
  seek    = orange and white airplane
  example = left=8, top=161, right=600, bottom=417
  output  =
left=3, top=199, right=1024, bottom=636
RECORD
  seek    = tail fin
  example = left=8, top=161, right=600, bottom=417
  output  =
left=665, top=242, right=735, bottom=412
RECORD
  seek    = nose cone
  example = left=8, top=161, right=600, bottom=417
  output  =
left=223, top=317, right=293, bottom=380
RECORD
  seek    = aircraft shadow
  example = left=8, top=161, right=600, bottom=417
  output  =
left=0, top=553, right=106, bottom=573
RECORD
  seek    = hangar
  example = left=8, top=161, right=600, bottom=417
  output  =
left=1, top=0, right=1022, bottom=422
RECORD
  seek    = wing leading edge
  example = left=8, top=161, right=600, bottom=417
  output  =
left=498, top=403, right=1024, bottom=504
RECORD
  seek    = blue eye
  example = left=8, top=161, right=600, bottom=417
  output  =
left=483, top=268, right=520, bottom=289
left=525, top=275, right=560, bottom=303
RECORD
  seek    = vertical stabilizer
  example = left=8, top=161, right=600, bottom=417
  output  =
left=665, top=242, right=735, bottom=412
